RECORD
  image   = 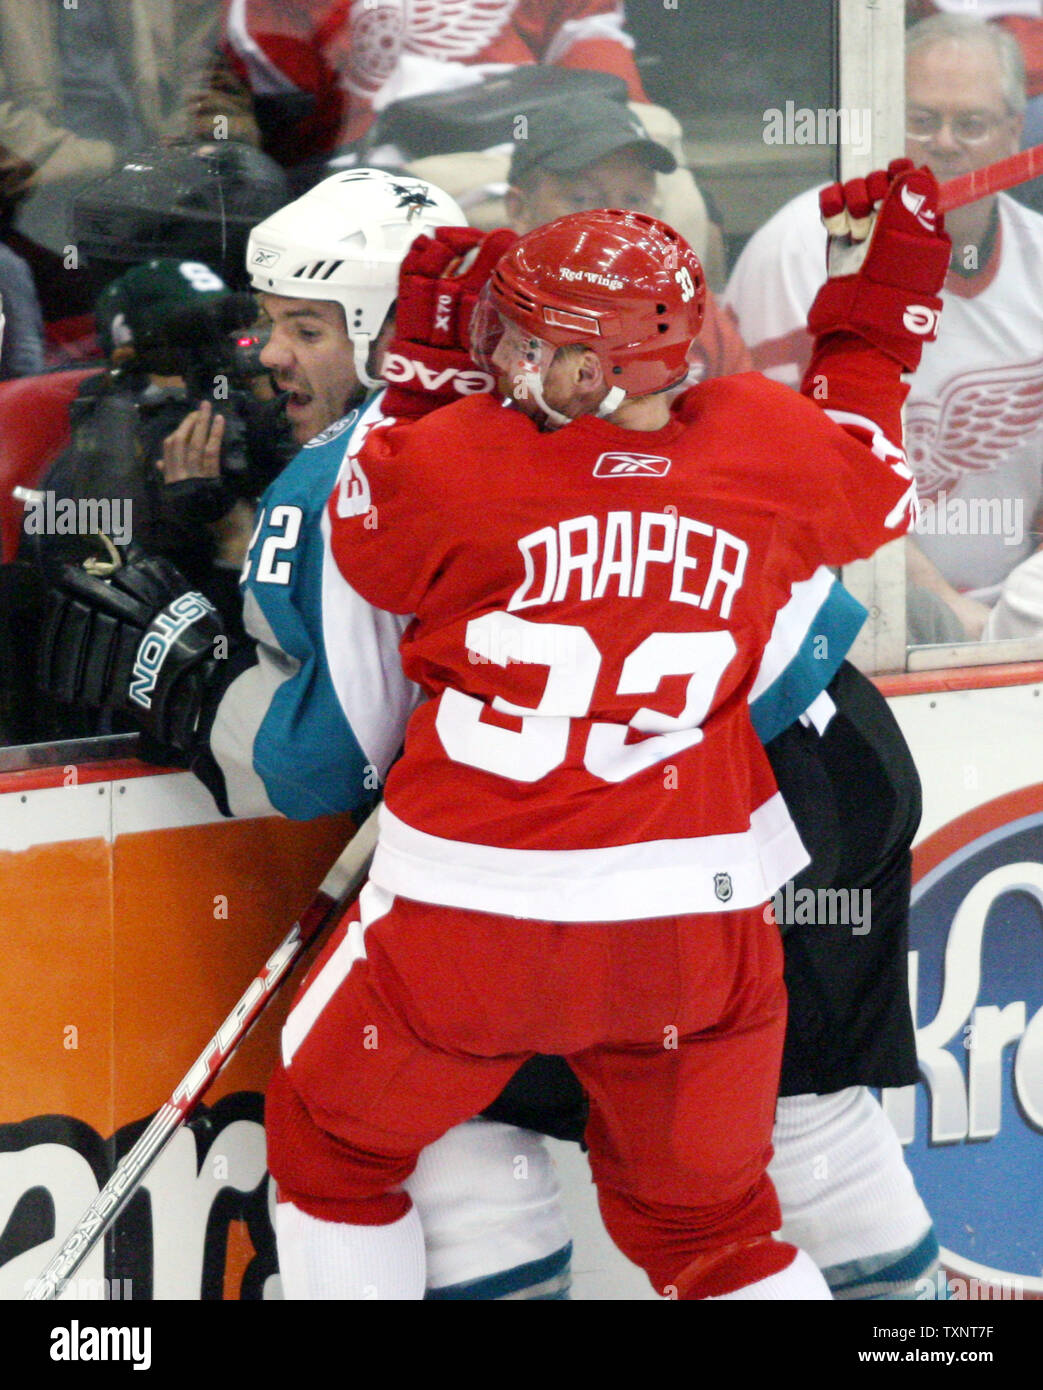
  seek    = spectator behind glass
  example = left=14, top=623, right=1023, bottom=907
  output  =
left=0, top=241, right=44, bottom=379
left=725, top=14, right=1043, bottom=646
left=0, top=0, right=258, bottom=326
left=909, top=1, right=1043, bottom=166
left=503, top=98, right=748, bottom=380
left=218, top=0, right=648, bottom=164
left=211, top=1, right=724, bottom=279
left=213, top=1, right=727, bottom=273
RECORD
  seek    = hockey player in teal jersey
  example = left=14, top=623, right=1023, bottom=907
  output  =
left=38, top=167, right=943, bottom=1299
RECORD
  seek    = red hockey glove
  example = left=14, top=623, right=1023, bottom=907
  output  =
left=381, top=225, right=518, bottom=420
left=806, top=159, right=951, bottom=372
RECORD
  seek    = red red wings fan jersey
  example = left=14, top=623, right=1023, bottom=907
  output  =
left=223, top=0, right=646, bottom=155
left=328, top=377, right=915, bottom=922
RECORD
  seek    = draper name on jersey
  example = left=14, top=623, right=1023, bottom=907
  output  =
left=507, top=510, right=749, bottom=619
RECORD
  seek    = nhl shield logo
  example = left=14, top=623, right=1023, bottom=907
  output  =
left=714, top=873, right=733, bottom=903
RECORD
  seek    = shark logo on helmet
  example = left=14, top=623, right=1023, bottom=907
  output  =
left=391, top=182, right=439, bottom=217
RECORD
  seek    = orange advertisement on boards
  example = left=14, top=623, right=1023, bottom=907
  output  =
left=0, top=757, right=353, bottom=1301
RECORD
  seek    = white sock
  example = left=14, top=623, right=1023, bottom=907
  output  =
left=406, top=1119, right=571, bottom=1293
left=707, top=1247, right=832, bottom=1301
left=276, top=1201, right=426, bottom=1299
left=771, top=1087, right=933, bottom=1276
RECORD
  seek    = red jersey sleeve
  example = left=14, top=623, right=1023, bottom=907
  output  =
left=222, top=0, right=365, bottom=152
left=673, top=371, right=916, bottom=572
left=327, top=409, right=462, bottom=616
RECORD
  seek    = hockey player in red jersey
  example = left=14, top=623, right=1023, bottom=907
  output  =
left=265, top=162, right=951, bottom=1299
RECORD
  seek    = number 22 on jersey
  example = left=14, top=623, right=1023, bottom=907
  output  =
left=241, top=505, right=304, bottom=586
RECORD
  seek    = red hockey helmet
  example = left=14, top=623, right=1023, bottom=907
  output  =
left=476, top=210, right=706, bottom=400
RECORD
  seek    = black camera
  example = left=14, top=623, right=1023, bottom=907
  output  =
left=135, top=296, right=297, bottom=513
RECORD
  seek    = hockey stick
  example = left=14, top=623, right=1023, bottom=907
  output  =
left=938, top=141, right=1043, bottom=211
left=23, top=803, right=381, bottom=1301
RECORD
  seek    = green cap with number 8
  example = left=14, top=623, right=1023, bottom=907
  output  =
left=95, top=258, right=230, bottom=359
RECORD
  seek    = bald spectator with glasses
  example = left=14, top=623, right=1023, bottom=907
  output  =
left=725, top=13, right=1043, bottom=645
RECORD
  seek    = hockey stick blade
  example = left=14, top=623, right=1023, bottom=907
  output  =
left=938, top=142, right=1043, bottom=211
left=24, top=803, right=381, bottom=1301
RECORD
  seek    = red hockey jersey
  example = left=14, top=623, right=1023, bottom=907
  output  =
left=328, top=374, right=915, bottom=922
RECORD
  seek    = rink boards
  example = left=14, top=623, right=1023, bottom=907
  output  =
left=1, top=667, right=1041, bottom=1301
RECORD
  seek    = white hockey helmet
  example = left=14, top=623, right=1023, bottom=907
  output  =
left=246, top=168, right=466, bottom=388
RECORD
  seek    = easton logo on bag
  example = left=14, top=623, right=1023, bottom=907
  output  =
left=593, top=452, right=672, bottom=477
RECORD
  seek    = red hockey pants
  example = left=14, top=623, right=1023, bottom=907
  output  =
left=266, top=883, right=789, bottom=1296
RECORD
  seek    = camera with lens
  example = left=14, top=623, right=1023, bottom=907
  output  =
left=133, top=294, right=298, bottom=520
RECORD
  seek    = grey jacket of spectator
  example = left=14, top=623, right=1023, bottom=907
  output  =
left=0, top=0, right=258, bottom=205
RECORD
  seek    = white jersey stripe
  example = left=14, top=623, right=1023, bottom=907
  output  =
left=321, top=478, right=420, bottom=780
left=371, top=796, right=809, bottom=921
left=282, top=881, right=393, bottom=1064
left=210, top=591, right=291, bottom=819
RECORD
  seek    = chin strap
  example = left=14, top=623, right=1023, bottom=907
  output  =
left=596, top=386, right=626, bottom=417
left=515, top=368, right=628, bottom=431
left=519, top=366, right=571, bottom=428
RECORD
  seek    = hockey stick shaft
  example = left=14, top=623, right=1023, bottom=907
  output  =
left=24, top=804, right=381, bottom=1301
left=938, top=141, right=1043, bottom=211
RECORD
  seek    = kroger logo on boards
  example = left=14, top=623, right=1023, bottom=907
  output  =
left=882, top=789, right=1043, bottom=1296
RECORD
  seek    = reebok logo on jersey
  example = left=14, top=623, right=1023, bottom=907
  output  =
left=900, top=184, right=936, bottom=232
left=593, top=451, right=672, bottom=477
